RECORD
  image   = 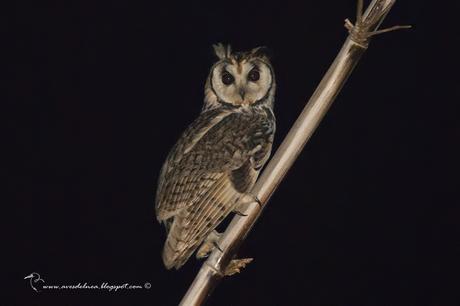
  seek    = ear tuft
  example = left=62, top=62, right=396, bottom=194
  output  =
left=251, top=46, right=272, bottom=59
left=213, top=43, right=232, bottom=60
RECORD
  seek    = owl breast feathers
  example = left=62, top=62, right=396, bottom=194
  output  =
left=155, top=105, right=275, bottom=269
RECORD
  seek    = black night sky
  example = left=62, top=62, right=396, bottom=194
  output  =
left=8, top=0, right=459, bottom=305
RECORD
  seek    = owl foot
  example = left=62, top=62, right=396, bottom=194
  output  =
left=196, top=231, right=222, bottom=259
left=237, top=193, right=262, bottom=210
left=224, top=258, right=253, bottom=276
left=234, top=193, right=262, bottom=216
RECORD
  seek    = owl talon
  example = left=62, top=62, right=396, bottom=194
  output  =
left=224, top=258, right=253, bottom=276
left=234, top=210, right=248, bottom=217
left=253, top=195, right=262, bottom=208
left=213, top=241, right=223, bottom=252
left=247, top=193, right=262, bottom=208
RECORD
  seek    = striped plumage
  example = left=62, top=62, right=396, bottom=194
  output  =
left=155, top=44, right=276, bottom=269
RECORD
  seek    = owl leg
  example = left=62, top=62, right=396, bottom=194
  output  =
left=196, top=230, right=222, bottom=259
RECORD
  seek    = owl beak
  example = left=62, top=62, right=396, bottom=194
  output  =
left=239, top=89, right=246, bottom=100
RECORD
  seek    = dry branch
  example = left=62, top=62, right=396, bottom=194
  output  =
left=179, top=1, right=410, bottom=305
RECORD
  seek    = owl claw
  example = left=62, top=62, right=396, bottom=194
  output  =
left=232, top=194, right=262, bottom=218
left=253, top=195, right=262, bottom=208
left=247, top=193, right=263, bottom=208
left=234, top=210, right=248, bottom=217
left=213, top=241, right=223, bottom=252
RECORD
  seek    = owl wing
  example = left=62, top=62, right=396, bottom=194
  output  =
left=155, top=108, right=234, bottom=221
left=156, top=107, right=275, bottom=269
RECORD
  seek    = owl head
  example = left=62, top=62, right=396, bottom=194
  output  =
left=204, top=43, right=275, bottom=111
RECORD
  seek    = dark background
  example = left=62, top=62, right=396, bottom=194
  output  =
left=7, top=0, right=459, bottom=305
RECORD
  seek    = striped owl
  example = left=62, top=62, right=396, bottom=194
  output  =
left=155, top=44, right=276, bottom=269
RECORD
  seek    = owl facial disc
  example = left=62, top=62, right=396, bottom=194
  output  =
left=208, top=45, right=274, bottom=107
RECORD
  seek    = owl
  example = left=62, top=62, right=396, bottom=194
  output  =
left=155, top=43, right=276, bottom=269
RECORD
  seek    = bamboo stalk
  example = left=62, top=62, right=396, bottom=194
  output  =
left=179, top=1, right=409, bottom=305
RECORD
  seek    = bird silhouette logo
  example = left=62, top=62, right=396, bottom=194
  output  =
left=24, top=272, right=45, bottom=292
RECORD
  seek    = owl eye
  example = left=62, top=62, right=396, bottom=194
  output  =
left=221, top=72, right=234, bottom=85
left=248, top=69, right=260, bottom=82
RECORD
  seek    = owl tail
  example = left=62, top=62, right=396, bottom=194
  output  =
left=163, top=243, right=195, bottom=270
left=162, top=215, right=195, bottom=270
left=162, top=240, right=180, bottom=269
